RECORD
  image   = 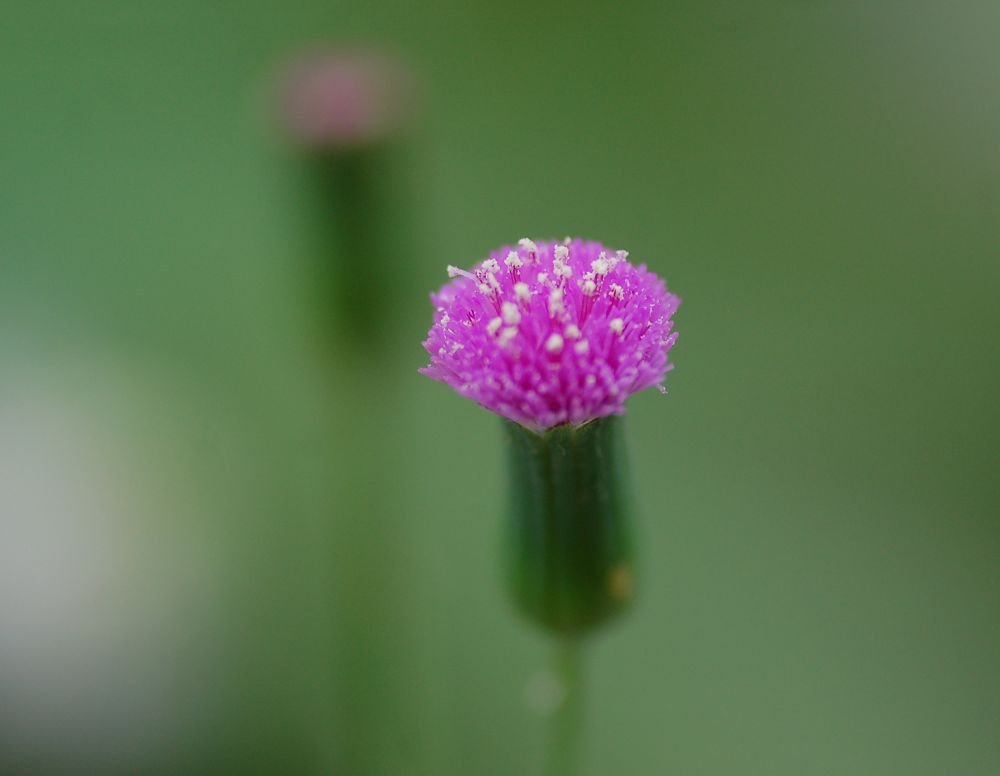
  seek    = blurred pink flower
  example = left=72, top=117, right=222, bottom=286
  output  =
left=279, top=47, right=415, bottom=148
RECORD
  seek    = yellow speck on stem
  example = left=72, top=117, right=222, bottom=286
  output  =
left=608, top=564, right=634, bottom=602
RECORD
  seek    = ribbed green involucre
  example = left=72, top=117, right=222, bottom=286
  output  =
left=503, top=415, right=635, bottom=636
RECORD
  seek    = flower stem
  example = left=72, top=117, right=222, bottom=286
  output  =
left=546, top=638, right=585, bottom=776
left=313, top=149, right=391, bottom=342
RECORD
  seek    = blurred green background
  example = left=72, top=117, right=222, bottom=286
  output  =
left=1, top=1, right=998, bottom=774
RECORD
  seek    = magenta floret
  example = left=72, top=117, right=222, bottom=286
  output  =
left=420, top=238, right=680, bottom=430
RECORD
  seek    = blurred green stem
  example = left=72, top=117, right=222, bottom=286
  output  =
left=546, top=638, right=584, bottom=776
left=309, top=147, right=397, bottom=351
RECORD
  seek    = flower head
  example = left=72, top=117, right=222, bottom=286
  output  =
left=421, top=238, right=680, bottom=430
left=279, top=47, right=416, bottom=149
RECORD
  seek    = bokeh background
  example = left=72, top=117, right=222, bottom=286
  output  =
left=2, top=1, right=998, bottom=774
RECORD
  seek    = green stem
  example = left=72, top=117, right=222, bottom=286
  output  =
left=546, top=638, right=585, bottom=776
left=306, top=147, right=401, bottom=352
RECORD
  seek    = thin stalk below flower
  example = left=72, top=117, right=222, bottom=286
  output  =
left=546, top=638, right=585, bottom=776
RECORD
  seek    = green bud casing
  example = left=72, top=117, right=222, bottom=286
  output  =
left=503, top=415, right=635, bottom=636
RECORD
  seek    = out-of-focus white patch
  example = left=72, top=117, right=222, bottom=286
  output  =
left=0, top=355, right=228, bottom=772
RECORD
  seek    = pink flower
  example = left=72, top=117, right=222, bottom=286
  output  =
left=421, top=238, right=680, bottom=430
left=279, top=48, right=415, bottom=148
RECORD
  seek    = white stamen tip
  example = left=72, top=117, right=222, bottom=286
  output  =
left=581, top=279, right=596, bottom=296
left=615, top=250, right=629, bottom=262
left=478, top=283, right=492, bottom=295
left=609, top=318, right=624, bottom=334
left=505, top=251, right=524, bottom=269
left=545, top=333, right=564, bottom=353
left=487, top=317, right=503, bottom=336
left=564, top=324, right=581, bottom=339
left=574, top=340, right=589, bottom=354
left=554, top=262, right=572, bottom=279
left=591, top=254, right=611, bottom=275
left=548, top=288, right=564, bottom=316
left=609, top=283, right=625, bottom=301
left=514, top=282, right=531, bottom=302
left=585, top=374, right=597, bottom=385
left=482, top=258, right=500, bottom=273
left=518, top=238, right=538, bottom=254
left=501, top=302, right=521, bottom=325
left=553, top=245, right=570, bottom=261
left=499, top=326, right=518, bottom=346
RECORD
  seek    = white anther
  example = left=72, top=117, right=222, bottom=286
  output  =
left=502, top=302, right=521, bottom=325
left=574, top=341, right=589, bottom=354
left=487, top=317, right=503, bottom=336
left=615, top=250, right=629, bottom=263
left=548, top=288, right=564, bottom=316
left=581, top=279, right=596, bottom=296
left=505, top=251, right=524, bottom=269
left=609, top=318, right=624, bottom=334
left=609, top=284, right=625, bottom=301
left=564, top=324, right=581, bottom=339
left=537, top=272, right=549, bottom=284
left=448, top=265, right=475, bottom=280
left=518, top=238, right=538, bottom=254
left=487, top=272, right=501, bottom=289
left=552, top=245, right=572, bottom=279
left=514, top=282, right=531, bottom=302
left=585, top=374, right=597, bottom=386
left=499, top=327, right=518, bottom=346
left=545, top=333, right=564, bottom=353
left=482, top=258, right=500, bottom=274
left=478, top=283, right=492, bottom=295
